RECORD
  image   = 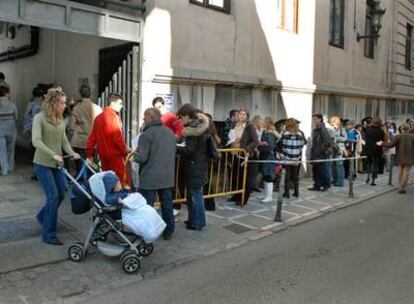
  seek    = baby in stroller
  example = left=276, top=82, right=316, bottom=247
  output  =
left=67, top=170, right=166, bottom=274
left=102, top=172, right=129, bottom=205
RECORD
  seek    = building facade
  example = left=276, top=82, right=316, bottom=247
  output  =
left=0, top=0, right=413, bottom=149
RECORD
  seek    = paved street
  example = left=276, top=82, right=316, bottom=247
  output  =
left=82, top=185, right=414, bottom=304
left=0, top=159, right=412, bottom=304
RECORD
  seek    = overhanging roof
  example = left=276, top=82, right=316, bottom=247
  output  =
left=0, top=0, right=143, bottom=42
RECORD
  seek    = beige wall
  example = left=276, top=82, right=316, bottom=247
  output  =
left=392, top=0, right=414, bottom=99
left=313, top=0, right=394, bottom=96
left=140, top=0, right=317, bottom=130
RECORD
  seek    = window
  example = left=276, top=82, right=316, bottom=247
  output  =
left=277, top=0, right=299, bottom=33
left=364, top=1, right=375, bottom=59
left=405, top=23, right=412, bottom=70
left=190, top=0, right=231, bottom=14
left=329, top=0, right=345, bottom=48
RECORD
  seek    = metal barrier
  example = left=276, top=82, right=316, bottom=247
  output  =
left=170, top=148, right=249, bottom=206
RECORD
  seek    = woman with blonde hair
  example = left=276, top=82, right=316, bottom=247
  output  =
left=258, top=117, right=279, bottom=203
left=329, top=115, right=347, bottom=187
left=278, top=118, right=307, bottom=198
left=32, top=87, right=80, bottom=245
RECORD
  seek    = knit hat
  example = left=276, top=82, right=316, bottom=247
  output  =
left=102, top=172, right=119, bottom=194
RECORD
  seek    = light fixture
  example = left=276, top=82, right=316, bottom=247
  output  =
left=356, top=1, right=386, bottom=42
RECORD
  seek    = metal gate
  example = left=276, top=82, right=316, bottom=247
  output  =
left=98, top=45, right=140, bottom=147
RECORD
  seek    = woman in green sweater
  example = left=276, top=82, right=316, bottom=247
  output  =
left=32, top=87, right=80, bottom=245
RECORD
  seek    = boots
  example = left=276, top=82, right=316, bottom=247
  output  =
left=261, top=182, right=274, bottom=203
left=293, top=183, right=299, bottom=197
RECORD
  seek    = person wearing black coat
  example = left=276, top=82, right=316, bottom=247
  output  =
left=364, top=117, right=385, bottom=186
left=177, top=104, right=210, bottom=230
left=309, top=114, right=333, bottom=191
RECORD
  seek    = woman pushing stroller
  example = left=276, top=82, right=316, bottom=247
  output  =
left=32, top=87, right=81, bottom=245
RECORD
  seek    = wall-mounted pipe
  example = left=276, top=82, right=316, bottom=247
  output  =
left=0, top=26, right=40, bottom=63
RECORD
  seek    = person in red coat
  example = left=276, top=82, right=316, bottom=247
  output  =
left=152, top=97, right=184, bottom=139
left=86, top=93, right=128, bottom=184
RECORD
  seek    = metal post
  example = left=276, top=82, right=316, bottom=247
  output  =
left=274, top=168, right=286, bottom=222
left=348, top=158, right=354, bottom=198
left=388, top=155, right=394, bottom=186
left=240, top=152, right=249, bottom=207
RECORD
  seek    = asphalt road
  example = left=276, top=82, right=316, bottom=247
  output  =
left=83, top=186, right=414, bottom=304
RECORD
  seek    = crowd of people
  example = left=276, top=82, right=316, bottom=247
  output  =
left=0, top=78, right=413, bottom=245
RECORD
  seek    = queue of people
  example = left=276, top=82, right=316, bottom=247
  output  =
left=1, top=77, right=413, bottom=245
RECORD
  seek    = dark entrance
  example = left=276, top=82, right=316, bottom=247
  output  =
left=98, top=43, right=138, bottom=94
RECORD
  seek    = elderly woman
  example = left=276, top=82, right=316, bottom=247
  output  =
left=278, top=118, right=307, bottom=198
left=32, top=87, right=80, bottom=245
left=0, top=85, right=17, bottom=176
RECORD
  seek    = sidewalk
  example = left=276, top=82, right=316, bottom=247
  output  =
left=0, top=163, right=410, bottom=303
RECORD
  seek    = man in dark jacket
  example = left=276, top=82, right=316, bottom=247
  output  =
left=309, top=113, right=333, bottom=191
left=221, top=109, right=239, bottom=146
left=134, top=107, right=176, bottom=240
left=177, top=104, right=210, bottom=230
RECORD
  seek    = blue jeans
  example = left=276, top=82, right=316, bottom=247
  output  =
left=0, top=133, right=16, bottom=175
left=332, top=158, right=345, bottom=186
left=140, top=188, right=175, bottom=234
left=186, top=187, right=206, bottom=229
left=35, top=164, right=67, bottom=242
left=313, top=161, right=331, bottom=190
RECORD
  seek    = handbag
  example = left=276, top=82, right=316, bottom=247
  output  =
left=70, top=182, right=92, bottom=214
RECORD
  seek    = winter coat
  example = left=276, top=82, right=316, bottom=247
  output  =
left=177, top=113, right=210, bottom=189
left=86, top=107, right=128, bottom=160
left=384, top=133, right=414, bottom=166
left=364, top=126, right=385, bottom=158
left=69, top=98, right=102, bottom=149
left=310, top=123, right=332, bottom=160
left=134, top=121, right=177, bottom=190
left=259, top=131, right=278, bottom=178
left=239, top=122, right=259, bottom=155
left=221, top=117, right=236, bottom=145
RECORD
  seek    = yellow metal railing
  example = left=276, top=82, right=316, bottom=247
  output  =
left=170, top=148, right=249, bottom=206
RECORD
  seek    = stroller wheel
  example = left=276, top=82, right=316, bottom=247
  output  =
left=138, top=242, right=154, bottom=257
left=121, top=253, right=141, bottom=274
left=68, top=243, right=84, bottom=262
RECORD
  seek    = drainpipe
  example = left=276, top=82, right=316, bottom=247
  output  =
left=0, top=27, right=40, bottom=63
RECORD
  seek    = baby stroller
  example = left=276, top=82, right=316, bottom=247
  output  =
left=62, top=161, right=156, bottom=274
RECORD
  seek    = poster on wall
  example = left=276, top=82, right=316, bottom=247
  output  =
left=155, top=93, right=175, bottom=112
